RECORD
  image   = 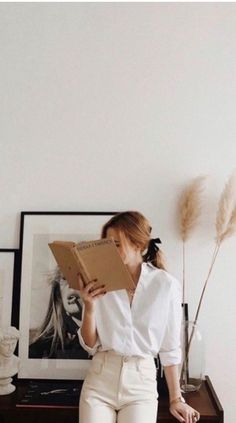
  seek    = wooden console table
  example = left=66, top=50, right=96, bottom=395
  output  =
left=0, top=375, right=223, bottom=423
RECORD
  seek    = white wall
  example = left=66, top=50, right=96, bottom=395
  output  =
left=0, top=2, right=235, bottom=421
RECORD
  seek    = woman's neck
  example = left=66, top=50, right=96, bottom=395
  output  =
left=127, top=260, right=143, bottom=285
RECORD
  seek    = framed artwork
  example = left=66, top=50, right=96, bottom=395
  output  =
left=18, top=211, right=116, bottom=380
left=0, top=249, right=19, bottom=328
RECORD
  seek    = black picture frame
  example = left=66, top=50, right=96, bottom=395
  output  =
left=0, top=248, right=20, bottom=329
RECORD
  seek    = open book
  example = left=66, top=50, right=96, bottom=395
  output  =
left=48, top=238, right=135, bottom=292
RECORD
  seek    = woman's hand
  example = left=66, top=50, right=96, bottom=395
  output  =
left=77, top=273, right=107, bottom=309
left=170, top=402, right=200, bottom=423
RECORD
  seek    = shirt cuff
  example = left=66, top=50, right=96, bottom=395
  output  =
left=159, top=347, right=182, bottom=367
left=77, top=327, right=100, bottom=356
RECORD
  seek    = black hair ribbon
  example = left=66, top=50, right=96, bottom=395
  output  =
left=143, top=237, right=162, bottom=263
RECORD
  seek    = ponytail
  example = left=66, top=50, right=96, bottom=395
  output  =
left=142, top=238, right=167, bottom=271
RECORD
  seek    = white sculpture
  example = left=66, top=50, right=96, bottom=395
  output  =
left=0, top=326, right=20, bottom=395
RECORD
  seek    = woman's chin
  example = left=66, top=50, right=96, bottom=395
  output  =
left=65, top=304, right=79, bottom=315
left=69, top=308, right=82, bottom=319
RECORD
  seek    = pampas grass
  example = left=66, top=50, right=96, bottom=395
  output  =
left=179, top=176, right=207, bottom=242
left=192, top=170, right=236, bottom=325
left=215, top=171, right=236, bottom=243
left=178, top=176, right=207, bottom=304
left=180, top=170, right=236, bottom=384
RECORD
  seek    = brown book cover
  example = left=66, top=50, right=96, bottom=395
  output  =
left=48, top=238, right=135, bottom=292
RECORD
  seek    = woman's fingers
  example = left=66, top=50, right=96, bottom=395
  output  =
left=195, top=411, right=200, bottom=420
left=96, top=292, right=107, bottom=299
left=85, top=280, right=106, bottom=293
left=171, top=409, right=185, bottom=422
left=192, top=411, right=200, bottom=422
left=170, top=407, right=193, bottom=423
left=77, top=276, right=97, bottom=291
left=85, top=279, right=98, bottom=291
left=77, top=276, right=107, bottom=301
left=170, top=403, right=200, bottom=423
left=90, top=286, right=107, bottom=297
left=187, top=408, right=200, bottom=423
left=87, top=280, right=106, bottom=295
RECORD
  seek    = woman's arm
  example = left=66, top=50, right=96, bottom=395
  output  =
left=80, top=303, right=98, bottom=348
left=159, top=277, right=200, bottom=422
left=163, top=364, right=181, bottom=401
left=77, top=276, right=106, bottom=354
left=164, top=364, right=201, bottom=423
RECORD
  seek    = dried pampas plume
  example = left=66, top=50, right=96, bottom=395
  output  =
left=215, top=171, right=236, bottom=243
left=192, top=172, right=236, bottom=311
left=179, top=176, right=207, bottom=242
left=222, top=208, right=236, bottom=240
left=178, top=175, right=207, bottom=305
left=180, top=170, right=236, bottom=385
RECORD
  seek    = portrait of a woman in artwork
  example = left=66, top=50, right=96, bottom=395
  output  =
left=28, top=267, right=90, bottom=360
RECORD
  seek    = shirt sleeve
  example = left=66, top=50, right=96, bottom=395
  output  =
left=77, top=327, right=101, bottom=356
left=159, top=276, right=183, bottom=367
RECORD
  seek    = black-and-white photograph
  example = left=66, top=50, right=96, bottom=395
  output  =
left=18, top=212, right=115, bottom=379
left=28, top=235, right=88, bottom=360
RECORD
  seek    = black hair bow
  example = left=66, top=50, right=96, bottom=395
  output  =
left=143, top=237, right=162, bottom=263
left=149, top=237, right=161, bottom=251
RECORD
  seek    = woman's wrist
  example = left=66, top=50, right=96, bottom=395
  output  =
left=168, top=390, right=183, bottom=403
left=169, top=395, right=186, bottom=406
left=84, top=301, right=95, bottom=314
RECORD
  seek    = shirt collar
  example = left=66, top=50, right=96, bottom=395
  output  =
left=142, top=261, right=157, bottom=271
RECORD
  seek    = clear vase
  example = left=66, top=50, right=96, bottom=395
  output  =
left=179, top=320, right=205, bottom=393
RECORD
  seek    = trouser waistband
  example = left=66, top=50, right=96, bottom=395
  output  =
left=93, top=350, right=156, bottom=369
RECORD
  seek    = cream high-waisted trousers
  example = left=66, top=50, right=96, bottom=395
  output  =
left=79, top=350, right=158, bottom=423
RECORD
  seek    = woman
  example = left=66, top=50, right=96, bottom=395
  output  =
left=29, top=268, right=89, bottom=359
left=77, top=211, right=201, bottom=423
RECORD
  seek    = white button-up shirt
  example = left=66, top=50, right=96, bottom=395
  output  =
left=78, top=262, right=182, bottom=367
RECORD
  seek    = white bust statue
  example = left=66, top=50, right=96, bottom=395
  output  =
left=0, top=326, right=20, bottom=395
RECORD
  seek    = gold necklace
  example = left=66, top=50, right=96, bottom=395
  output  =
left=127, top=265, right=141, bottom=296
left=127, top=280, right=138, bottom=297
left=127, top=287, right=136, bottom=297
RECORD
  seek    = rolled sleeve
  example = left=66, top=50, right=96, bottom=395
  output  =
left=159, top=277, right=183, bottom=367
left=77, top=327, right=101, bottom=356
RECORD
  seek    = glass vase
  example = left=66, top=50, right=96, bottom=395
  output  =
left=179, top=320, right=205, bottom=393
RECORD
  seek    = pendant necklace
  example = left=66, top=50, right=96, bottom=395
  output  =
left=127, top=275, right=138, bottom=297
left=127, top=264, right=141, bottom=297
left=127, top=286, right=136, bottom=297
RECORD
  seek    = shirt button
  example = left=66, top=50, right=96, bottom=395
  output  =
left=123, top=357, right=129, bottom=362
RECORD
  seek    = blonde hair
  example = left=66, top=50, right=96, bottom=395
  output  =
left=29, top=268, right=66, bottom=357
left=101, top=211, right=166, bottom=270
